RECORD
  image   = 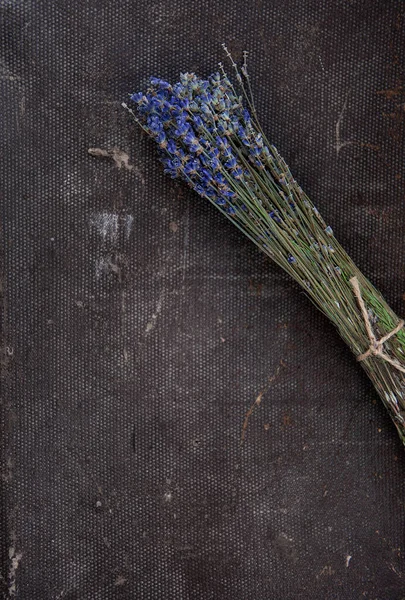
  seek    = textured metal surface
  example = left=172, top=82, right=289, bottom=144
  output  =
left=1, top=1, right=405, bottom=598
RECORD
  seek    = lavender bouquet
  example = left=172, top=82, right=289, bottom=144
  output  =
left=123, top=49, right=405, bottom=446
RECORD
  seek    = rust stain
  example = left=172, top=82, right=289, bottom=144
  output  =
left=377, top=85, right=403, bottom=100
left=248, top=278, right=262, bottom=297
left=364, top=207, right=392, bottom=222
left=241, top=359, right=286, bottom=443
left=283, top=414, right=293, bottom=426
left=359, top=142, right=380, bottom=152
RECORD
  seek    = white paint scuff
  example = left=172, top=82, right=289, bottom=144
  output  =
left=90, top=212, right=134, bottom=245
left=145, top=290, right=165, bottom=335
left=90, top=212, right=119, bottom=244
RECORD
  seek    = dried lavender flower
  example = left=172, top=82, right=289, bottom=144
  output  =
left=124, top=53, right=405, bottom=447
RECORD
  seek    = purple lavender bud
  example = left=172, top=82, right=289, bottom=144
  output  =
left=130, top=92, right=144, bottom=103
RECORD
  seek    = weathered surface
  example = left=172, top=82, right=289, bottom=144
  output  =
left=1, top=1, right=405, bottom=598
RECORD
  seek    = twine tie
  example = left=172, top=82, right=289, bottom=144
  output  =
left=350, top=276, right=405, bottom=374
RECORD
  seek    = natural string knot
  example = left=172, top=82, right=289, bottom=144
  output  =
left=350, top=276, right=405, bottom=373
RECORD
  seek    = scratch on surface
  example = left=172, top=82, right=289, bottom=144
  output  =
left=16, top=95, right=26, bottom=133
left=19, top=96, right=25, bottom=116
left=0, top=61, right=21, bottom=82
left=182, top=207, right=190, bottom=291
left=1, top=456, right=14, bottom=483
left=388, top=563, right=402, bottom=578
left=120, top=290, right=129, bottom=364
left=8, top=537, right=22, bottom=597
left=90, top=212, right=119, bottom=244
left=88, top=147, right=133, bottom=170
left=241, top=359, right=287, bottom=443
left=88, top=147, right=145, bottom=185
left=53, top=563, right=89, bottom=599
left=121, top=289, right=126, bottom=314
left=114, top=575, right=127, bottom=586
left=335, top=92, right=356, bottom=155
left=94, top=255, right=122, bottom=279
left=1, top=342, right=14, bottom=379
left=163, top=490, right=173, bottom=503
left=145, top=289, right=166, bottom=335
left=318, top=55, right=325, bottom=73
left=124, top=214, right=134, bottom=239
left=316, top=565, right=335, bottom=579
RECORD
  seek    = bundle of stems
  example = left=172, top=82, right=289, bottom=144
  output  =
left=124, top=48, right=405, bottom=446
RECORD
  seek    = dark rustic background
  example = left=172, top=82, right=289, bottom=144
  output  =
left=1, top=1, right=405, bottom=598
